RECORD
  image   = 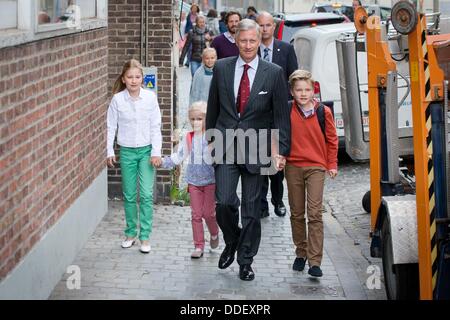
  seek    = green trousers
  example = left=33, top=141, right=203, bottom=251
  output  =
left=120, top=145, right=155, bottom=241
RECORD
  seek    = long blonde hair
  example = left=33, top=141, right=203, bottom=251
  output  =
left=112, top=59, right=144, bottom=94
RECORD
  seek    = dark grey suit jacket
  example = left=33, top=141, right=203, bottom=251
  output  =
left=259, top=39, right=298, bottom=82
left=206, top=56, right=291, bottom=174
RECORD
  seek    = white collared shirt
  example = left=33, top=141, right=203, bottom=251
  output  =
left=107, top=88, right=162, bottom=158
left=300, top=105, right=315, bottom=118
left=234, top=55, right=259, bottom=103
left=260, top=39, right=274, bottom=62
left=224, top=31, right=235, bottom=44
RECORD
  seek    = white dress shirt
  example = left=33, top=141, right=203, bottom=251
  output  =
left=107, top=88, right=162, bottom=158
left=234, top=55, right=259, bottom=104
left=224, top=31, right=236, bottom=44
left=259, top=39, right=274, bottom=62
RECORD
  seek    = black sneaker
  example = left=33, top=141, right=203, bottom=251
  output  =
left=308, top=265, right=323, bottom=277
left=292, top=257, right=306, bottom=271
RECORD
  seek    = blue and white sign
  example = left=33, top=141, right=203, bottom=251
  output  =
left=143, top=67, right=157, bottom=95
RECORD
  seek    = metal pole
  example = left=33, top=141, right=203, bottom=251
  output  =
left=179, top=0, right=184, bottom=39
left=146, top=0, right=148, bottom=67
left=141, top=0, right=145, bottom=65
left=433, top=0, right=439, bottom=13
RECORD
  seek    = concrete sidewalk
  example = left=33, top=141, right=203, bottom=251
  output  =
left=49, top=196, right=379, bottom=300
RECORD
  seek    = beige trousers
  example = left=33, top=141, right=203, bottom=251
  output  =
left=285, top=164, right=326, bottom=267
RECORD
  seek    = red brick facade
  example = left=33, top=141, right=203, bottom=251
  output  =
left=107, top=0, right=174, bottom=202
left=0, top=29, right=108, bottom=280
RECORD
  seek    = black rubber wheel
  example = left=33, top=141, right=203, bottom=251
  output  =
left=362, top=190, right=371, bottom=213
left=381, top=216, right=419, bottom=300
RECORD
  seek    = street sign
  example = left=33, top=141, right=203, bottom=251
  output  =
left=143, top=66, right=157, bottom=96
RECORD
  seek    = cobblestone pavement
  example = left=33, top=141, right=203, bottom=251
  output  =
left=49, top=155, right=386, bottom=300
left=49, top=67, right=386, bottom=300
left=323, top=153, right=386, bottom=300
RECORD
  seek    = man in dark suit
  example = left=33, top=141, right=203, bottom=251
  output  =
left=206, top=19, right=291, bottom=281
left=256, top=11, right=298, bottom=219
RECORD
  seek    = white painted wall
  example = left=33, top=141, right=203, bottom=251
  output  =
left=0, top=170, right=108, bottom=300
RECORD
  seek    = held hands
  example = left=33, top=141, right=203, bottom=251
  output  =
left=150, top=156, right=162, bottom=168
left=274, top=155, right=286, bottom=171
left=328, top=169, right=338, bottom=179
left=107, top=156, right=117, bottom=168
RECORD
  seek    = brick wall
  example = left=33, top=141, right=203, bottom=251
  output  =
left=108, top=0, right=174, bottom=203
left=0, top=29, right=108, bottom=280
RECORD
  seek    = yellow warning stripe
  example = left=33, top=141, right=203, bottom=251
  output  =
left=431, top=244, right=437, bottom=265
left=424, top=67, right=430, bottom=84
left=430, top=220, right=436, bottom=241
left=432, top=272, right=437, bottom=290
left=421, top=14, right=438, bottom=295
left=426, top=114, right=432, bottom=131
left=422, top=40, right=428, bottom=56
left=428, top=167, right=434, bottom=189
left=429, top=193, right=435, bottom=213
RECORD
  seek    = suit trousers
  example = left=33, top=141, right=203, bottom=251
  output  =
left=285, top=164, right=326, bottom=267
left=214, top=163, right=263, bottom=266
left=260, top=170, right=284, bottom=211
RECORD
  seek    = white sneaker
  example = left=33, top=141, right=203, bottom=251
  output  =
left=140, top=241, right=151, bottom=253
left=190, top=248, right=204, bottom=259
left=121, top=237, right=136, bottom=248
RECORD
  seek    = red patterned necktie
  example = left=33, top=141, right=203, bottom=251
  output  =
left=237, top=64, right=250, bottom=115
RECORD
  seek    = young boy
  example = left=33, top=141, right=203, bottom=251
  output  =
left=285, top=70, right=338, bottom=277
left=189, top=47, right=217, bottom=106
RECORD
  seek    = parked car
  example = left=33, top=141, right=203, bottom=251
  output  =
left=272, top=12, right=346, bottom=43
left=311, top=2, right=391, bottom=22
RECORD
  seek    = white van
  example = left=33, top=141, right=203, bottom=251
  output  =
left=292, top=23, right=413, bottom=156
left=292, top=23, right=356, bottom=148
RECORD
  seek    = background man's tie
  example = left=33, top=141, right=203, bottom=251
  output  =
left=263, top=47, right=270, bottom=61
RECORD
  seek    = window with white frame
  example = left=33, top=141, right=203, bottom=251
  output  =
left=38, top=0, right=98, bottom=29
left=0, top=0, right=18, bottom=29
left=0, top=0, right=107, bottom=48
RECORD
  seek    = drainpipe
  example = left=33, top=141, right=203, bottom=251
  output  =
left=141, top=0, right=145, bottom=65
left=146, top=0, right=149, bottom=67
left=433, top=0, right=439, bottom=13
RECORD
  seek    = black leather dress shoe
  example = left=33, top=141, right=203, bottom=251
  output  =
left=274, top=203, right=287, bottom=217
left=218, top=243, right=238, bottom=269
left=239, top=264, right=255, bottom=281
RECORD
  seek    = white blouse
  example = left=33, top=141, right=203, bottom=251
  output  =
left=107, top=88, right=162, bottom=158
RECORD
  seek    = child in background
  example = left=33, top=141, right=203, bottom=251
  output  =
left=106, top=59, right=162, bottom=254
left=162, top=101, right=219, bottom=258
left=189, top=47, right=217, bottom=106
left=285, top=70, right=338, bottom=277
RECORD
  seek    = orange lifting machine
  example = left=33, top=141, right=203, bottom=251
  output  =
left=354, top=0, right=450, bottom=299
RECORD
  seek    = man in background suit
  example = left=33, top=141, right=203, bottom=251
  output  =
left=256, top=11, right=298, bottom=219
left=206, top=19, right=291, bottom=281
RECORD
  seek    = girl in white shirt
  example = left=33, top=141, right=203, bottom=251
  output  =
left=107, top=59, right=162, bottom=253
